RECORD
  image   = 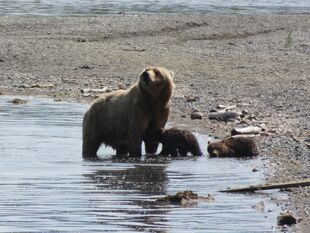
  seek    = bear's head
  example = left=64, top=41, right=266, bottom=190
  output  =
left=207, top=140, right=233, bottom=157
left=139, top=67, right=175, bottom=99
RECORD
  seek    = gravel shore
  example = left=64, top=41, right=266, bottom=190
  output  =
left=0, top=13, right=309, bottom=230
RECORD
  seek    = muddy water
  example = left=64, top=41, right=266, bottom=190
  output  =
left=0, top=96, right=281, bottom=232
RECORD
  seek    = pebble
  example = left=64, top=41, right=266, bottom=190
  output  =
left=80, top=64, right=92, bottom=69
left=252, top=168, right=259, bottom=172
left=186, top=96, right=198, bottom=102
left=191, top=111, right=203, bottom=120
left=77, top=37, right=86, bottom=42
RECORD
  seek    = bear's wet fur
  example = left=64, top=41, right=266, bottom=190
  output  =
left=207, top=136, right=259, bottom=157
left=146, top=127, right=203, bottom=157
left=82, top=67, right=175, bottom=158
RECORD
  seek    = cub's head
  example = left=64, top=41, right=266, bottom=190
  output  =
left=139, top=67, right=175, bottom=98
left=207, top=140, right=233, bottom=158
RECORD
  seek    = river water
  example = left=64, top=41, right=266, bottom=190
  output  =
left=0, top=96, right=283, bottom=232
left=0, top=0, right=309, bottom=15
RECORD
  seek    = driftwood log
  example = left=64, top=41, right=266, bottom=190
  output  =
left=220, top=178, right=310, bottom=193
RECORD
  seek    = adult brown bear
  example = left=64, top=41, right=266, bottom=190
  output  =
left=82, top=67, right=175, bottom=158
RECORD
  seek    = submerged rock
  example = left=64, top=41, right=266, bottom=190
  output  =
left=252, top=201, right=265, bottom=212
left=156, top=190, right=214, bottom=206
left=9, top=98, right=29, bottom=105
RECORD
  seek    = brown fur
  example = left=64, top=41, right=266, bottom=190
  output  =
left=82, top=67, right=175, bottom=158
left=147, top=127, right=203, bottom=157
left=207, top=136, right=259, bottom=157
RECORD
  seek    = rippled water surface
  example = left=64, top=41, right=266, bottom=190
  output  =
left=0, top=96, right=281, bottom=232
left=0, top=0, right=309, bottom=15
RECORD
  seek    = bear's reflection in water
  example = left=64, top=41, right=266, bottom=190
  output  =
left=83, top=158, right=170, bottom=232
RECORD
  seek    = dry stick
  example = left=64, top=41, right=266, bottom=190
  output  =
left=220, top=178, right=310, bottom=193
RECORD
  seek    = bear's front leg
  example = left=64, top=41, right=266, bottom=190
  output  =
left=145, top=107, right=169, bottom=154
left=128, top=139, right=142, bottom=157
left=82, top=111, right=101, bottom=159
left=144, top=139, right=159, bottom=154
left=127, top=125, right=144, bottom=157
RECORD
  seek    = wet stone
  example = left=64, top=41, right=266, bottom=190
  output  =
left=252, top=167, right=259, bottom=172
left=277, top=212, right=298, bottom=226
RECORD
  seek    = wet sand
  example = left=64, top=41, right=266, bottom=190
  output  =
left=0, top=13, right=309, bottom=230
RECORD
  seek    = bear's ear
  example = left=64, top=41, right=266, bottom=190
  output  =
left=169, top=71, right=174, bottom=78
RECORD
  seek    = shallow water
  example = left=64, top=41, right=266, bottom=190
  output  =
left=0, top=0, right=309, bottom=15
left=0, top=96, right=281, bottom=232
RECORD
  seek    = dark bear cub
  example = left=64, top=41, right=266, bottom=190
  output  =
left=146, top=127, right=203, bottom=157
left=207, top=136, right=259, bottom=158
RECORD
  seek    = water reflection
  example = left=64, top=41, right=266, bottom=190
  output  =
left=85, top=164, right=167, bottom=194
left=84, top=161, right=170, bottom=232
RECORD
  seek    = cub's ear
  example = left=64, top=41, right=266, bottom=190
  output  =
left=170, top=71, right=175, bottom=78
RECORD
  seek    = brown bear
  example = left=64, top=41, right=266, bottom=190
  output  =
left=146, top=127, right=203, bottom=157
left=82, top=67, right=175, bottom=158
left=207, top=136, right=259, bottom=158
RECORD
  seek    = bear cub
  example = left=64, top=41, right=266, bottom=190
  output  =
left=207, top=136, right=259, bottom=158
left=147, top=127, right=203, bottom=157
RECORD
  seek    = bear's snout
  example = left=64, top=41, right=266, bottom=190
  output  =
left=142, top=71, right=150, bottom=85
